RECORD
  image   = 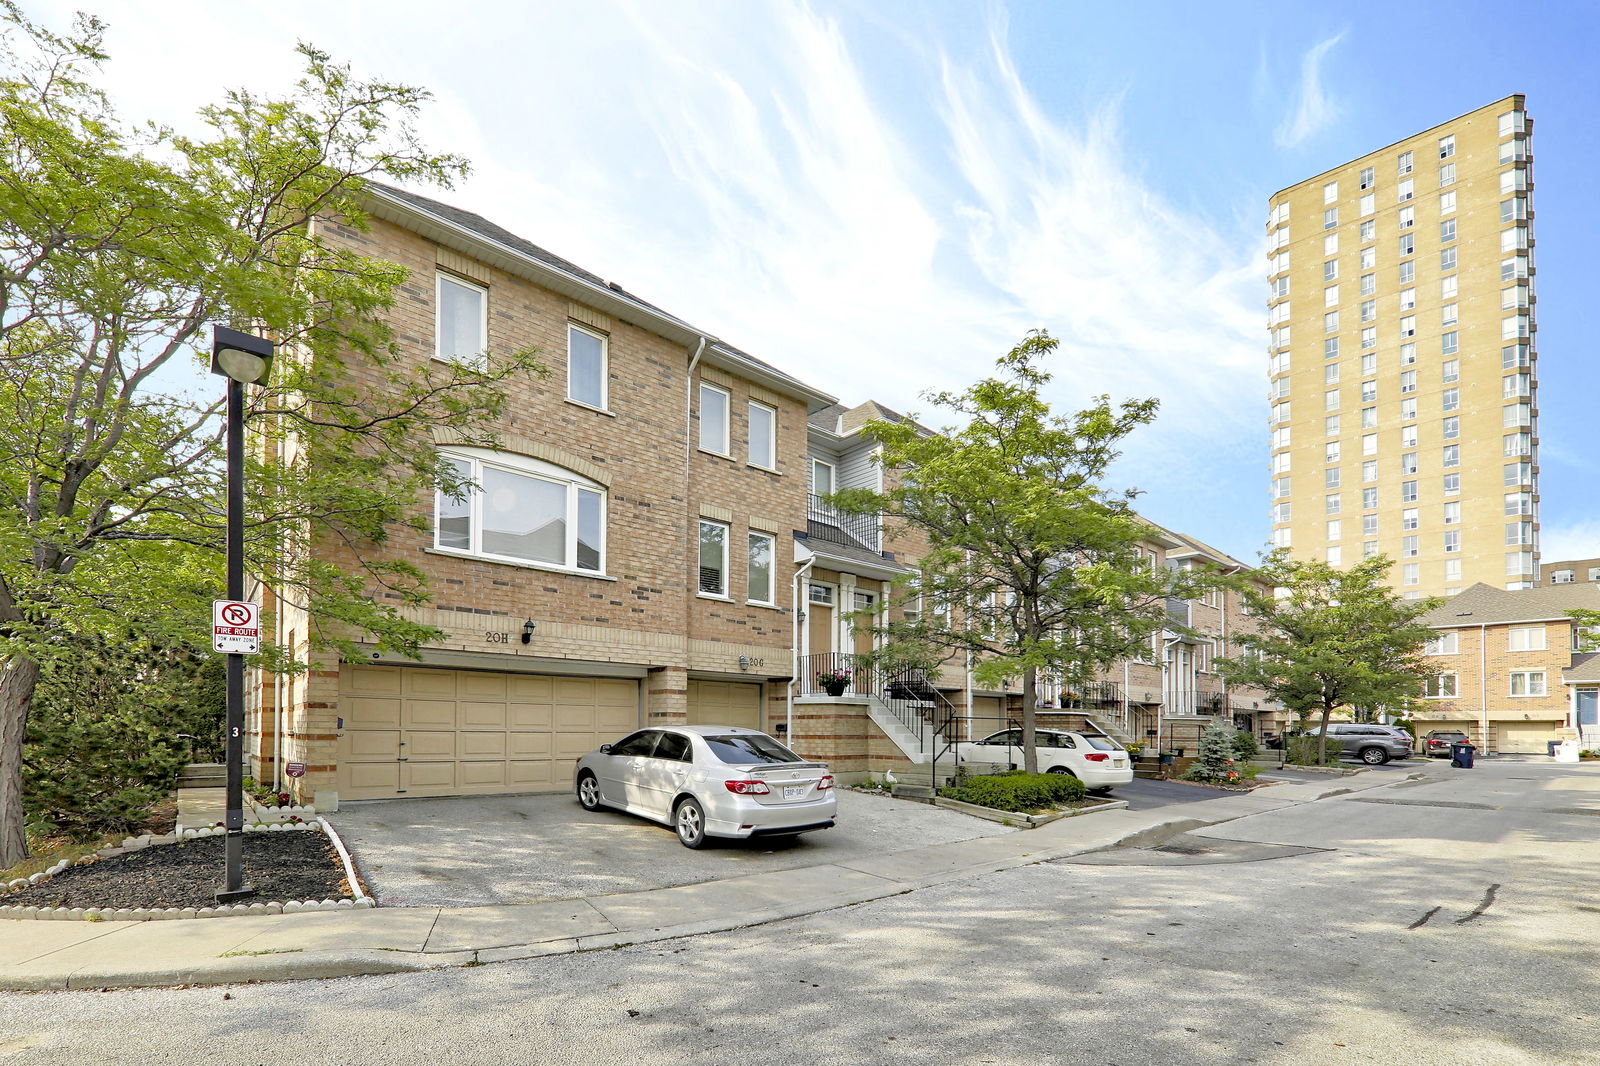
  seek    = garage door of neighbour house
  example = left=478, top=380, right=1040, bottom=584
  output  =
left=1497, top=722, right=1558, bottom=755
left=336, top=665, right=638, bottom=800
left=686, top=680, right=763, bottom=730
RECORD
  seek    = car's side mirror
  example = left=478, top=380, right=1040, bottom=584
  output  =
left=599, top=744, right=612, bottom=754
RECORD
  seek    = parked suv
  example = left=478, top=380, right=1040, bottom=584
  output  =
left=1423, top=730, right=1471, bottom=759
left=1304, top=723, right=1414, bottom=765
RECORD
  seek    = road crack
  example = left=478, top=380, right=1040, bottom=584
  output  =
left=1456, top=883, right=1501, bottom=924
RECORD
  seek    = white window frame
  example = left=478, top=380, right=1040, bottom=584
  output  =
left=435, top=272, right=488, bottom=367
left=1425, top=633, right=1459, bottom=656
left=1509, top=671, right=1547, bottom=697
left=566, top=322, right=610, bottom=410
left=1423, top=674, right=1457, bottom=698
left=434, top=447, right=607, bottom=575
left=747, top=400, right=777, bottom=470
left=698, top=382, right=731, bottom=456
left=747, top=530, right=776, bottom=606
left=812, top=459, right=835, bottom=497
left=698, top=519, right=730, bottom=598
left=1508, top=626, right=1547, bottom=652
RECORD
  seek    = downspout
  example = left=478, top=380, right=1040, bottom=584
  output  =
left=683, top=336, right=708, bottom=715
left=1479, top=621, right=1489, bottom=751
left=789, top=551, right=815, bottom=746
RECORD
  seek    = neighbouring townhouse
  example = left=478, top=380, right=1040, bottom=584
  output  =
left=1540, top=557, right=1600, bottom=587
left=785, top=399, right=1284, bottom=778
left=1415, top=581, right=1600, bottom=753
left=246, top=186, right=1283, bottom=807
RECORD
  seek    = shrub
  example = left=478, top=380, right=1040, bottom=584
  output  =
left=1231, top=730, right=1260, bottom=761
left=1184, top=721, right=1242, bottom=782
left=24, top=635, right=222, bottom=839
left=940, top=771, right=1086, bottom=811
left=1285, top=734, right=1343, bottom=766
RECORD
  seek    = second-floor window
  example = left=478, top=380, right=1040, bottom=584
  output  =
left=699, top=519, right=728, bottom=596
left=748, top=401, right=776, bottom=470
left=748, top=531, right=775, bottom=605
left=699, top=383, right=730, bottom=455
left=567, top=323, right=608, bottom=409
left=435, top=449, right=604, bottom=573
left=436, top=273, right=487, bottom=366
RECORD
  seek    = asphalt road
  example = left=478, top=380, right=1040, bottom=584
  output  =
left=4, top=759, right=1597, bottom=1066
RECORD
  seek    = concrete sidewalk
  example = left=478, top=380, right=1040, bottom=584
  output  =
left=0, top=771, right=1402, bottom=990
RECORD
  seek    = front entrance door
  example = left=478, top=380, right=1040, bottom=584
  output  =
left=806, top=583, right=835, bottom=657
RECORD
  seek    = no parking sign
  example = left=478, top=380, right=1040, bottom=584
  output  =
left=212, top=599, right=260, bottom=654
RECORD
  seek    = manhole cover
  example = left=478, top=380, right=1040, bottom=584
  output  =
left=1055, top=833, right=1331, bottom=867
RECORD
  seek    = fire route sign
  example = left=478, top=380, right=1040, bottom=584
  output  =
left=212, top=599, right=260, bottom=655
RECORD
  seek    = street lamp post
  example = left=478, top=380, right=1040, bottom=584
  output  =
left=211, top=326, right=273, bottom=903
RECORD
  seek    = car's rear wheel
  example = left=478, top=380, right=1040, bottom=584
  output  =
left=675, top=797, right=709, bottom=849
left=1359, top=746, right=1389, bottom=765
left=1047, top=766, right=1076, bottom=776
left=576, top=772, right=603, bottom=811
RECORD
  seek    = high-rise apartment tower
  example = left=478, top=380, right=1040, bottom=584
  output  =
left=1267, top=96, right=1537, bottom=598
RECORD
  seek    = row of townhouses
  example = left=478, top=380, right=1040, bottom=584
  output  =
left=246, top=184, right=1284, bottom=809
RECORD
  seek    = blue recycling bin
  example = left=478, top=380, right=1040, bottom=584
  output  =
left=1450, top=742, right=1476, bottom=769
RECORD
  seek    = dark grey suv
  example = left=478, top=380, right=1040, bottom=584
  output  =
left=1305, top=724, right=1414, bottom=765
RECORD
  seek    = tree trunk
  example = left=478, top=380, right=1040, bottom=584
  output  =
left=1021, top=665, right=1038, bottom=774
left=1316, top=702, right=1334, bottom=766
left=0, top=655, right=41, bottom=869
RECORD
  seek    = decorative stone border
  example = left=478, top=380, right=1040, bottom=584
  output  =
left=932, top=795, right=1128, bottom=827
left=0, top=819, right=372, bottom=922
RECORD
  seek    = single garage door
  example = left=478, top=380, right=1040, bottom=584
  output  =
left=687, top=680, right=763, bottom=730
left=1497, top=721, right=1560, bottom=754
left=337, top=665, right=638, bottom=800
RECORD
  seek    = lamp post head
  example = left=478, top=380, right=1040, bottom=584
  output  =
left=521, top=619, right=536, bottom=645
left=211, top=326, right=274, bottom=384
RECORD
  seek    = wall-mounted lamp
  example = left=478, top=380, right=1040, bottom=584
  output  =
left=738, top=655, right=750, bottom=672
left=521, top=619, right=536, bottom=645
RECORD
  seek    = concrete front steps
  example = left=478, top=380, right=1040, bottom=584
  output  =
left=177, top=763, right=226, bottom=789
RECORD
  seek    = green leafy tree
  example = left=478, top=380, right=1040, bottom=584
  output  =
left=0, top=8, right=540, bottom=865
left=1214, top=551, right=1439, bottom=764
left=833, top=330, right=1211, bottom=773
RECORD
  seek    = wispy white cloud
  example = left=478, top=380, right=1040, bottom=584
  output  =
left=1539, top=520, right=1600, bottom=564
left=1275, top=32, right=1345, bottom=148
left=20, top=0, right=1271, bottom=555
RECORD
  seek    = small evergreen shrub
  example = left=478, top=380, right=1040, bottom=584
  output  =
left=1183, top=721, right=1243, bottom=783
left=1231, top=730, right=1260, bottom=761
left=940, top=771, right=1086, bottom=811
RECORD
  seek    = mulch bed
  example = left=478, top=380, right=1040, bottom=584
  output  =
left=2, top=831, right=353, bottom=911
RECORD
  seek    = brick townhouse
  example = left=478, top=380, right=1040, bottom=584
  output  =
left=248, top=184, right=1283, bottom=804
left=250, top=184, right=836, bottom=807
left=1415, top=581, right=1600, bottom=752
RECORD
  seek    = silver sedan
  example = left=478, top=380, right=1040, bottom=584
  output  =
left=574, top=726, right=837, bottom=848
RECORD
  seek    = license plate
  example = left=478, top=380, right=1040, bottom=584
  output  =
left=783, top=784, right=808, bottom=800
left=1113, top=758, right=1125, bottom=767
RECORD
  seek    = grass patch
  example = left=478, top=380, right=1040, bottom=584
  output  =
left=2, top=832, right=119, bottom=883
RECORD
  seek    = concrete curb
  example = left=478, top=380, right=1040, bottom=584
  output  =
left=0, top=768, right=1403, bottom=990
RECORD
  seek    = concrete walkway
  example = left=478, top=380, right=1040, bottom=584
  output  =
left=0, top=770, right=1415, bottom=990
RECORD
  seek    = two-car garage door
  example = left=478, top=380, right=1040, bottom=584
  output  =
left=337, top=665, right=638, bottom=801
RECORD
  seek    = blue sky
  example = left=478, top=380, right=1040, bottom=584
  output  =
left=28, top=0, right=1600, bottom=563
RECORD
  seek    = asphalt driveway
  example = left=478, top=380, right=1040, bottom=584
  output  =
left=330, top=789, right=1016, bottom=908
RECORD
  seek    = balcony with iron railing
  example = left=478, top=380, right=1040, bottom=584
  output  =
left=807, top=494, right=881, bottom=553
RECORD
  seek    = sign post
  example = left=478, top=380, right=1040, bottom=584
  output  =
left=210, top=326, right=272, bottom=904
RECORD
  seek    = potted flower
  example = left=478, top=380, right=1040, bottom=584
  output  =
left=817, top=667, right=853, bottom=696
left=1125, top=742, right=1145, bottom=759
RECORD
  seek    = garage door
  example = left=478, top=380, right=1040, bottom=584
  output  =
left=687, top=680, right=762, bottom=730
left=337, top=665, right=638, bottom=800
left=1497, top=721, right=1559, bottom=754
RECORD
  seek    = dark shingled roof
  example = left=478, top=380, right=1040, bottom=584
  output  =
left=1421, top=581, right=1600, bottom=628
left=1565, top=652, right=1600, bottom=684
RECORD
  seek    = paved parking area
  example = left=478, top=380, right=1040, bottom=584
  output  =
left=330, top=789, right=1016, bottom=908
